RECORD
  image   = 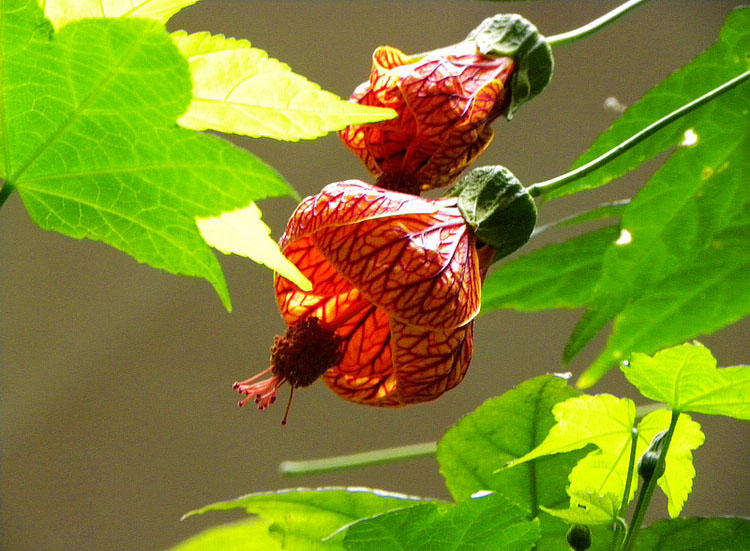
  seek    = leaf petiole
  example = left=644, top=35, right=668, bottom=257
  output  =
left=279, top=441, right=437, bottom=476
left=526, top=70, right=750, bottom=198
left=546, top=0, right=653, bottom=48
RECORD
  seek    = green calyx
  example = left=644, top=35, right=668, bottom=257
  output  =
left=448, top=166, right=537, bottom=261
left=465, top=14, right=554, bottom=119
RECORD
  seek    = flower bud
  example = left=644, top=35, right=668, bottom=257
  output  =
left=638, top=430, right=668, bottom=481
left=339, top=13, right=553, bottom=193
left=566, top=524, right=592, bottom=551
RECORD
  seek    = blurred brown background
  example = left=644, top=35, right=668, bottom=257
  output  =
left=2, top=1, right=747, bottom=549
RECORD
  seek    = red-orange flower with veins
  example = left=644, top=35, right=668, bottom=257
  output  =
left=234, top=180, right=493, bottom=418
left=339, top=45, right=515, bottom=194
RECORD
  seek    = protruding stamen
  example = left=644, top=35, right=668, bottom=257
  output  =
left=281, top=387, right=295, bottom=426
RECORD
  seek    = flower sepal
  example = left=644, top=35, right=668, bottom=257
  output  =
left=448, top=166, right=537, bottom=261
left=465, top=14, right=553, bottom=119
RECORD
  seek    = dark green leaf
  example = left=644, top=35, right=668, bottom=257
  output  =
left=343, top=493, right=540, bottom=551
left=536, top=200, right=628, bottom=233
left=634, top=517, right=750, bottom=551
left=548, top=7, right=750, bottom=199
left=0, top=0, right=293, bottom=310
left=578, top=210, right=750, bottom=387
left=561, top=8, right=750, bottom=381
left=437, top=375, right=588, bottom=551
left=481, top=225, right=618, bottom=312
left=184, top=487, right=430, bottom=551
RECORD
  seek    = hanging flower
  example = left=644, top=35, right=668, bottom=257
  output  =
left=339, top=44, right=515, bottom=194
left=234, top=180, right=494, bottom=418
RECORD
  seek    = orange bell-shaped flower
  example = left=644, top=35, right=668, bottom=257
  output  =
left=339, top=44, right=515, bottom=194
left=234, top=180, right=493, bottom=418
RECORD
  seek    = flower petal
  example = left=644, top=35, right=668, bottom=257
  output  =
left=389, top=319, right=473, bottom=404
left=323, top=316, right=473, bottom=407
left=340, top=46, right=515, bottom=192
left=279, top=181, right=442, bottom=248
left=322, top=304, right=398, bottom=406
left=275, top=235, right=359, bottom=326
left=280, top=182, right=481, bottom=328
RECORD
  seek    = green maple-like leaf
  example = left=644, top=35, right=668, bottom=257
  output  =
left=623, top=342, right=750, bottom=420
left=557, top=7, right=750, bottom=384
left=437, top=375, right=585, bottom=551
left=183, top=487, right=430, bottom=551
left=342, top=492, right=540, bottom=551
left=43, top=0, right=200, bottom=28
left=171, top=31, right=396, bottom=140
left=505, top=395, right=704, bottom=523
left=1, top=0, right=293, bottom=309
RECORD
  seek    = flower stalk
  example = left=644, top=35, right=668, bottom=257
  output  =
left=546, top=0, right=653, bottom=48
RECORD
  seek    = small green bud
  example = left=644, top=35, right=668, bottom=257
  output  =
left=566, top=524, right=592, bottom=551
left=638, top=430, right=668, bottom=481
left=448, top=166, right=536, bottom=261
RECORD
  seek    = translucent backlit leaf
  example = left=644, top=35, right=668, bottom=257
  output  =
left=171, top=31, right=396, bottom=140
left=505, top=394, right=636, bottom=467
left=504, top=395, right=704, bottom=522
left=44, top=0, right=199, bottom=28
left=541, top=491, right=620, bottom=526
left=637, top=410, right=704, bottom=518
left=2, top=0, right=293, bottom=310
left=342, top=493, right=540, bottom=551
left=623, top=342, right=750, bottom=420
left=169, top=518, right=281, bottom=551
left=184, top=487, right=429, bottom=551
left=197, top=203, right=312, bottom=292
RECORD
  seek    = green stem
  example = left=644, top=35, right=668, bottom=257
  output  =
left=620, top=411, right=680, bottom=551
left=613, top=428, right=639, bottom=548
left=526, top=70, right=750, bottom=198
left=619, top=428, right=639, bottom=516
left=279, top=441, right=437, bottom=476
left=546, top=0, right=652, bottom=48
left=0, top=181, right=14, bottom=209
